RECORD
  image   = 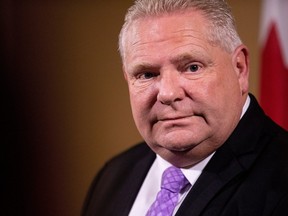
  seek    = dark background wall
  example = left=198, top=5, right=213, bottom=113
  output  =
left=1, top=0, right=261, bottom=215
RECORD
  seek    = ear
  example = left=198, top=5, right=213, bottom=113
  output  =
left=232, top=45, right=250, bottom=96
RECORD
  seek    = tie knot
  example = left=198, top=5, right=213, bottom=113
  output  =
left=161, top=166, right=189, bottom=193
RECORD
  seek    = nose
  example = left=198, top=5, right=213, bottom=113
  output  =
left=157, top=72, right=185, bottom=105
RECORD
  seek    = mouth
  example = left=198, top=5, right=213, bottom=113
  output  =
left=150, top=114, right=198, bottom=127
left=158, top=115, right=193, bottom=122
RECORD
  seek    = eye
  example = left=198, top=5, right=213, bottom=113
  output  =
left=139, top=72, right=156, bottom=80
left=188, top=64, right=200, bottom=72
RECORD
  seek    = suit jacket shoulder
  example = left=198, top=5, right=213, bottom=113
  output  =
left=82, top=143, right=155, bottom=216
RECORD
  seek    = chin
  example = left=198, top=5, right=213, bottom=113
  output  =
left=151, top=137, right=215, bottom=168
left=160, top=149, right=200, bottom=168
left=158, top=136, right=202, bottom=151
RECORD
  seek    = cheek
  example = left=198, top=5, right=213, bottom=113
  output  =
left=203, top=71, right=242, bottom=118
left=129, top=93, right=142, bottom=119
left=129, top=86, right=155, bottom=121
left=129, top=91, right=155, bottom=139
left=209, top=67, right=240, bottom=96
left=185, top=76, right=218, bottom=104
left=184, top=71, right=238, bottom=115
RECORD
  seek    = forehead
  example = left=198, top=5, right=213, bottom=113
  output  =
left=122, top=10, right=211, bottom=62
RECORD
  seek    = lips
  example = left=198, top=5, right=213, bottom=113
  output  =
left=151, top=115, right=192, bottom=126
left=158, top=115, right=193, bottom=122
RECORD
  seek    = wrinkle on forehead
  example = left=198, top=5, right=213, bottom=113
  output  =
left=130, top=27, right=208, bottom=52
left=131, top=26, right=206, bottom=45
left=128, top=34, right=210, bottom=65
left=126, top=22, right=209, bottom=54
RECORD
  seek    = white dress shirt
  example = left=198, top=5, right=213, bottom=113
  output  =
left=129, top=153, right=214, bottom=216
left=129, top=96, right=250, bottom=216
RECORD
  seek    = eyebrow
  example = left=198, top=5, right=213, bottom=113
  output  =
left=129, top=63, right=160, bottom=74
left=171, top=54, right=193, bottom=65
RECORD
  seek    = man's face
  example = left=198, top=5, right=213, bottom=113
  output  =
left=122, top=10, right=249, bottom=167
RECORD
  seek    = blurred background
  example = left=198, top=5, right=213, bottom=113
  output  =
left=1, top=0, right=261, bottom=215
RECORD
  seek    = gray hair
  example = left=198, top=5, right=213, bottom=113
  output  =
left=118, top=0, right=242, bottom=59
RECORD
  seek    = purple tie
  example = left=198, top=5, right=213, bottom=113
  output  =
left=146, top=166, right=190, bottom=216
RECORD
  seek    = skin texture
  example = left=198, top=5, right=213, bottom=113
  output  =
left=122, top=9, right=250, bottom=168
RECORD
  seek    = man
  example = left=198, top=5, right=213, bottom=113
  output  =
left=82, top=0, right=288, bottom=215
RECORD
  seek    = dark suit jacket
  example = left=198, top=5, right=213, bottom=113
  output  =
left=82, top=94, right=288, bottom=216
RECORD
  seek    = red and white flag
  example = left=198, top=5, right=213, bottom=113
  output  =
left=259, top=0, right=288, bottom=130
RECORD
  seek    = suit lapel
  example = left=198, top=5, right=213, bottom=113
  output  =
left=112, top=145, right=156, bottom=216
left=176, top=145, right=246, bottom=216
